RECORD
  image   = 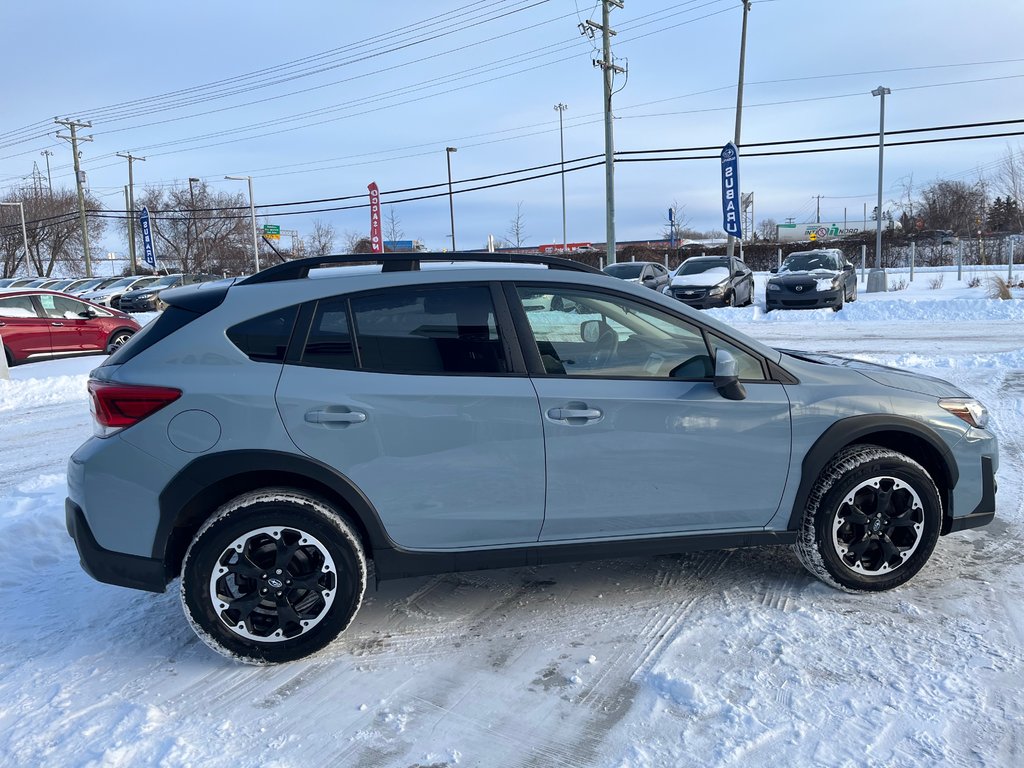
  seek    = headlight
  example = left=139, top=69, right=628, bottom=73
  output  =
left=136, top=292, right=155, bottom=299
left=708, top=281, right=727, bottom=296
left=767, top=283, right=781, bottom=292
left=939, top=398, right=989, bottom=429
left=815, top=278, right=838, bottom=292
left=662, top=286, right=672, bottom=294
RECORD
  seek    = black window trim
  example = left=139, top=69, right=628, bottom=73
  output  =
left=507, top=280, right=782, bottom=384
left=287, top=281, right=527, bottom=378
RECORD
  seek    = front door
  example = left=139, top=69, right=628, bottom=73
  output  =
left=512, top=284, right=792, bottom=541
left=276, top=283, right=545, bottom=551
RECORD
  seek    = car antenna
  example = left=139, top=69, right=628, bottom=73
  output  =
left=261, top=236, right=288, bottom=264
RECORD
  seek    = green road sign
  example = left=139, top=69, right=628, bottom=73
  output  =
left=262, top=224, right=280, bottom=235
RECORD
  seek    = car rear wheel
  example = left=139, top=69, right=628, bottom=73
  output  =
left=181, top=488, right=367, bottom=664
left=105, top=329, right=135, bottom=354
left=794, top=445, right=942, bottom=592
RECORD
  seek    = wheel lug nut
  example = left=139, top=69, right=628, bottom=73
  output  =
left=276, top=591, right=283, bottom=597
left=286, top=580, right=292, bottom=585
left=275, top=569, right=282, bottom=575
left=261, top=573, right=267, bottom=579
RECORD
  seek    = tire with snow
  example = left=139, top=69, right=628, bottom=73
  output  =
left=794, top=445, right=942, bottom=592
left=181, top=488, right=367, bottom=664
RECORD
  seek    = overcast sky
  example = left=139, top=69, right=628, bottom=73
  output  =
left=3, top=0, right=1024, bottom=255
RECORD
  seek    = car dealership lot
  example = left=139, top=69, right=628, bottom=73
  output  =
left=0, top=278, right=1021, bottom=767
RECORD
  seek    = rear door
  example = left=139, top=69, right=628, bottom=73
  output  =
left=0, top=295, right=52, bottom=360
left=511, top=283, right=792, bottom=541
left=275, top=282, right=546, bottom=550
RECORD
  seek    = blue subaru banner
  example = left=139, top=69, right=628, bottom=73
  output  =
left=720, top=142, right=741, bottom=238
left=139, top=206, right=157, bottom=269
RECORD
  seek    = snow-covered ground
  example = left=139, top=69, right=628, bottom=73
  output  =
left=0, top=283, right=1021, bottom=767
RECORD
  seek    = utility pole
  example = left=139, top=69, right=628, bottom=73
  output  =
left=554, top=103, right=568, bottom=252
left=40, top=150, right=54, bottom=194
left=0, top=202, right=29, bottom=274
left=445, top=147, right=458, bottom=251
left=116, top=151, right=146, bottom=275
left=815, top=194, right=822, bottom=224
left=55, top=118, right=94, bottom=277
left=225, top=175, right=260, bottom=273
left=726, top=1, right=752, bottom=261
left=871, top=86, right=891, bottom=274
left=584, top=1, right=624, bottom=264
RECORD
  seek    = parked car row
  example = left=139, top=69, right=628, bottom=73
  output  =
left=601, top=249, right=856, bottom=312
left=0, top=273, right=221, bottom=311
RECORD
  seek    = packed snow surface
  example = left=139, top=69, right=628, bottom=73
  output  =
left=0, top=279, right=1021, bottom=766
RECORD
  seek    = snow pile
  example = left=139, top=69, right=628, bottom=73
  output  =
left=0, top=372, right=88, bottom=412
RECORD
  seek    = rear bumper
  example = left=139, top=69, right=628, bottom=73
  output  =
left=66, top=499, right=168, bottom=593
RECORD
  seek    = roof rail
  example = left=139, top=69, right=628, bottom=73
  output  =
left=235, top=251, right=601, bottom=285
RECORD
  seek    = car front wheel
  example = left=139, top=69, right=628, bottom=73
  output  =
left=794, top=445, right=942, bottom=592
left=181, top=488, right=367, bottom=664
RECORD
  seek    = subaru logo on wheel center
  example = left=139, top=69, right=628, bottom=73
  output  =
left=268, top=577, right=284, bottom=589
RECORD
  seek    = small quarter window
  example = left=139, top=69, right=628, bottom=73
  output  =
left=227, top=305, right=299, bottom=363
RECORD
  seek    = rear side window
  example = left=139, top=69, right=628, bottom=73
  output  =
left=0, top=296, right=38, bottom=318
left=301, top=299, right=356, bottom=370
left=227, top=306, right=299, bottom=363
left=299, top=285, right=508, bottom=375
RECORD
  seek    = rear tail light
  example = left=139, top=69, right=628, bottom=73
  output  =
left=88, top=380, right=181, bottom=437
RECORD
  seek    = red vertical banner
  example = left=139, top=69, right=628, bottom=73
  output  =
left=368, top=182, right=383, bottom=253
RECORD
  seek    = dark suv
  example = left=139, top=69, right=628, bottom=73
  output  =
left=119, top=273, right=219, bottom=312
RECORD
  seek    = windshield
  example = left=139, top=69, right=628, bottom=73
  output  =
left=677, top=259, right=728, bottom=276
left=781, top=252, right=838, bottom=272
left=149, top=275, right=181, bottom=288
left=103, top=277, right=139, bottom=289
left=604, top=263, right=645, bottom=279
left=74, top=278, right=105, bottom=291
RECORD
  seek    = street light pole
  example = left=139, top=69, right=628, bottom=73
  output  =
left=726, top=0, right=752, bottom=261
left=225, top=175, right=260, bottom=273
left=554, top=103, right=569, bottom=252
left=872, top=85, right=891, bottom=274
left=445, top=147, right=458, bottom=252
left=0, top=202, right=29, bottom=273
left=188, top=177, right=204, bottom=270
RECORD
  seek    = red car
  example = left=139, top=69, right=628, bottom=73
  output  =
left=0, top=289, right=141, bottom=366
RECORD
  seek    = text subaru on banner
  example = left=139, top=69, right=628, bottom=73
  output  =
left=720, top=142, right=742, bottom=238
left=139, top=206, right=157, bottom=269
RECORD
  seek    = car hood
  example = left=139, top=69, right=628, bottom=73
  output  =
left=778, top=349, right=968, bottom=397
left=669, top=268, right=730, bottom=288
left=770, top=269, right=840, bottom=283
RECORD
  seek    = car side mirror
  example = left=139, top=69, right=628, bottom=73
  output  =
left=642, top=276, right=657, bottom=285
left=580, top=319, right=601, bottom=343
left=733, top=270, right=744, bottom=277
left=769, top=267, right=778, bottom=274
left=77, top=309, right=97, bottom=319
left=714, top=350, right=747, bottom=401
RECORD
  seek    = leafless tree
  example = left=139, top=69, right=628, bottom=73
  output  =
left=383, top=206, right=404, bottom=248
left=661, top=200, right=692, bottom=243
left=133, top=183, right=252, bottom=275
left=341, top=229, right=368, bottom=253
left=916, top=179, right=987, bottom=237
left=306, top=219, right=337, bottom=257
left=0, top=185, right=106, bottom=278
left=994, top=145, right=1024, bottom=232
left=507, top=202, right=528, bottom=248
left=756, top=218, right=778, bottom=241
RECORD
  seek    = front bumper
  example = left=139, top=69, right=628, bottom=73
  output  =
left=120, top=295, right=159, bottom=312
left=944, top=455, right=996, bottom=534
left=766, top=287, right=842, bottom=310
left=666, top=288, right=729, bottom=309
left=66, top=499, right=168, bottom=592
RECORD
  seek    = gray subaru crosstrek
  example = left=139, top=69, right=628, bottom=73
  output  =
left=66, top=253, right=998, bottom=663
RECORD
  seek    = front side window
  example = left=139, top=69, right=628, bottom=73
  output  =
left=516, top=286, right=711, bottom=379
left=38, top=294, right=109, bottom=319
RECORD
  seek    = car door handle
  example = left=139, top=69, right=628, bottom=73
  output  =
left=51, top=322, right=64, bottom=326
left=304, top=408, right=367, bottom=426
left=546, top=406, right=603, bottom=424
